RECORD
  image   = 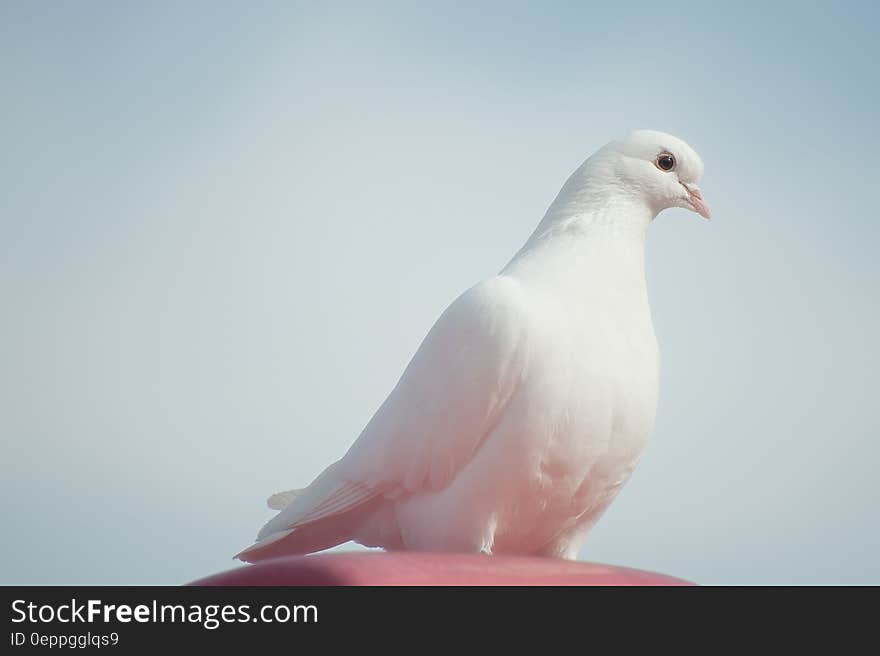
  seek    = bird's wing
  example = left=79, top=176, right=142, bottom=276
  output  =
left=256, top=275, right=529, bottom=541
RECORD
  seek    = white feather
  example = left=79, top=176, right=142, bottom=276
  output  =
left=239, top=129, right=709, bottom=561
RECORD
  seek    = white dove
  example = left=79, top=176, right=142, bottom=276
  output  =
left=237, top=129, right=710, bottom=563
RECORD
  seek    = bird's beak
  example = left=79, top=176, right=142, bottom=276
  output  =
left=681, top=182, right=711, bottom=220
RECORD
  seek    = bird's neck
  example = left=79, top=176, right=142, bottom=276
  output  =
left=502, top=192, right=654, bottom=297
left=528, top=173, right=656, bottom=243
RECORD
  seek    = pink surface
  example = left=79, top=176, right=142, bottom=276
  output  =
left=189, top=552, right=693, bottom=586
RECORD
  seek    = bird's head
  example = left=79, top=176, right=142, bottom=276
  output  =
left=609, top=129, right=711, bottom=220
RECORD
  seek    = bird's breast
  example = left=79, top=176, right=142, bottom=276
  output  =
left=538, top=317, right=658, bottom=474
left=488, top=293, right=659, bottom=545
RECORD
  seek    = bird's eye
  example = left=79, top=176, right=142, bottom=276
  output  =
left=655, top=153, right=676, bottom=172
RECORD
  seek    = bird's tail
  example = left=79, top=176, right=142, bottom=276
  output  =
left=234, top=499, right=383, bottom=563
left=235, top=461, right=383, bottom=563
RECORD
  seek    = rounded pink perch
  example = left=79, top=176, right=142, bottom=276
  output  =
left=189, top=552, right=693, bottom=586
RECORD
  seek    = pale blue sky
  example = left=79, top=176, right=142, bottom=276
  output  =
left=2, top=1, right=878, bottom=584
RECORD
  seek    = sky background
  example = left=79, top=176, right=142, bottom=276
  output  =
left=2, top=1, right=878, bottom=585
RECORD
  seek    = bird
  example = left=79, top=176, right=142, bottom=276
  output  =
left=236, top=129, right=710, bottom=563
